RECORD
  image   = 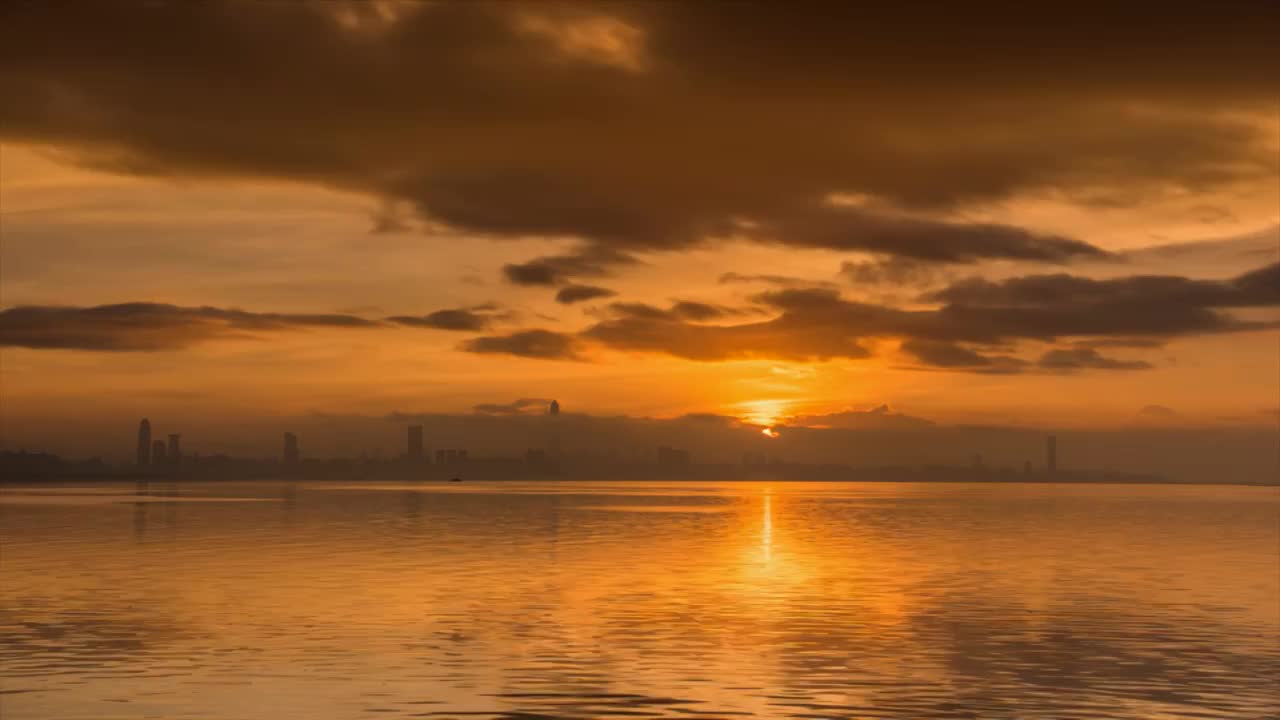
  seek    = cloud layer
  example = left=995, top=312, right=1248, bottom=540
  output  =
left=7, top=263, right=1274, bottom=370
left=3, top=1, right=1274, bottom=274
left=467, top=262, right=1280, bottom=368
left=0, top=303, right=376, bottom=351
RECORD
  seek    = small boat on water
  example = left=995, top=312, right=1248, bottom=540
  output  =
left=449, top=477, right=462, bottom=482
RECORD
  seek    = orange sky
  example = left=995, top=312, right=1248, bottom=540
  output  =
left=1, top=2, right=1277, bottom=447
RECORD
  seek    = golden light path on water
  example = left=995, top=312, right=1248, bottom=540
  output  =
left=0, top=480, right=1277, bottom=719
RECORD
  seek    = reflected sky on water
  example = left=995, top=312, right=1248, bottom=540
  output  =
left=2, top=480, right=1277, bottom=719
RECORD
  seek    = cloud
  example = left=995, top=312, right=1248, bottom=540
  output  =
left=584, top=297, right=874, bottom=361
left=581, top=262, right=1280, bottom=368
left=924, top=263, right=1280, bottom=310
left=0, top=303, right=376, bottom=351
left=755, top=206, right=1109, bottom=263
left=670, top=301, right=732, bottom=321
left=1037, top=347, right=1152, bottom=371
left=8, top=262, right=1274, bottom=368
left=387, top=305, right=507, bottom=331
left=899, top=339, right=1029, bottom=374
left=555, top=284, right=617, bottom=304
left=502, top=246, right=638, bottom=286
left=472, top=398, right=556, bottom=415
left=718, top=272, right=838, bottom=290
left=4, top=2, right=1273, bottom=268
left=460, top=329, right=583, bottom=360
left=841, top=256, right=938, bottom=286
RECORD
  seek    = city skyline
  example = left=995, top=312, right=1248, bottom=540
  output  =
left=9, top=400, right=1271, bottom=485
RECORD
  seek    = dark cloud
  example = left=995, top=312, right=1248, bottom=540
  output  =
left=841, top=256, right=938, bottom=287
left=555, top=284, right=617, bottom=304
left=718, top=272, right=838, bottom=290
left=581, top=262, right=1279, bottom=368
left=899, top=340, right=1029, bottom=374
left=460, top=329, right=583, bottom=360
left=670, top=301, right=731, bottom=321
left=584, top=296, right=874, bottom=362
left=502, top=246, right=638, bottom=286
left=10, top=262, right=1274, bottom=367
left=1037, top=347, right=1152, bottom=371
left=0, top=303, right=376, bottom=351
left=602, top=300, right=749, bottom=323
left=387, top=306, right=506, bottom=331
left=758, top=206, right=1109, bottom=262
left=925, top=263, right=1280, bottom=310
left=472, top=398, right=556, bottom=415
left=4, top=2, right=1273, bottom=266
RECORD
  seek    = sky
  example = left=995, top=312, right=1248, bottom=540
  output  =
left=1, top=1, right=1277, bottom=457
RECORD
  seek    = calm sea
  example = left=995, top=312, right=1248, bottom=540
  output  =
left=1, top=480, right=1277, bottom=719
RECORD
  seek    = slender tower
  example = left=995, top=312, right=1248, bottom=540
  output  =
left=283, top=432, right=300, bottom=465
left=136, top=418, right=152, bottom=467
left=548, top=400, right=561, bottom=459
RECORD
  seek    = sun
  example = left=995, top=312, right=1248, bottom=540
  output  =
left=761, top=427, right=780, bottom=439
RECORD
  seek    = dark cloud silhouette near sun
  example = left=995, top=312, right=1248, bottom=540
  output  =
left=7, top=263, right=1276, bottom=372
left=467, top=262, right=1280, bottom=367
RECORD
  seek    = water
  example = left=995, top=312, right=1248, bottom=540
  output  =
left=1, top=480, right=1276, bottom=719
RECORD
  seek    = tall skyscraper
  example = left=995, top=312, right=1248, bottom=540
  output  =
left=152, top=439, right=167, bottom=465
left=407, top=425, right=424, bottom=462
left=283, top=432, right=299, bottom=465
left=167, top=434, right=181, bottom=468
left=1046, top=435, right=1058, bottom=474
left=136, top=418, right=152, bottom=467
left=548, top=399, right=561, bottom=458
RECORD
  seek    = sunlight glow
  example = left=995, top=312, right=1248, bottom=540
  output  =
left=761, top=490, right=773, bottom=562
left=761, top=427, right=780, bottom=438
left=738, top=399, right=789, bottom=427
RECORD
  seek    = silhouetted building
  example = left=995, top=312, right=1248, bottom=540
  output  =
left=407, top=425, right=424, bottom=462
left=167, top=434, right=181, bottom=468
left=548, top=399, right=562, bottom=458
left=435, top=449, right=447, bottom=465
left=445, top=449, right=458, bottom=464
left=283, top=432, right=299, bottom=465
left=136, top=418, right=152, bottom=467
left=152, top=439, right=167, bottom=465
left=457, top=449, right=469, bottom=462
left=1047, top=435, right=1058, bottom=473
